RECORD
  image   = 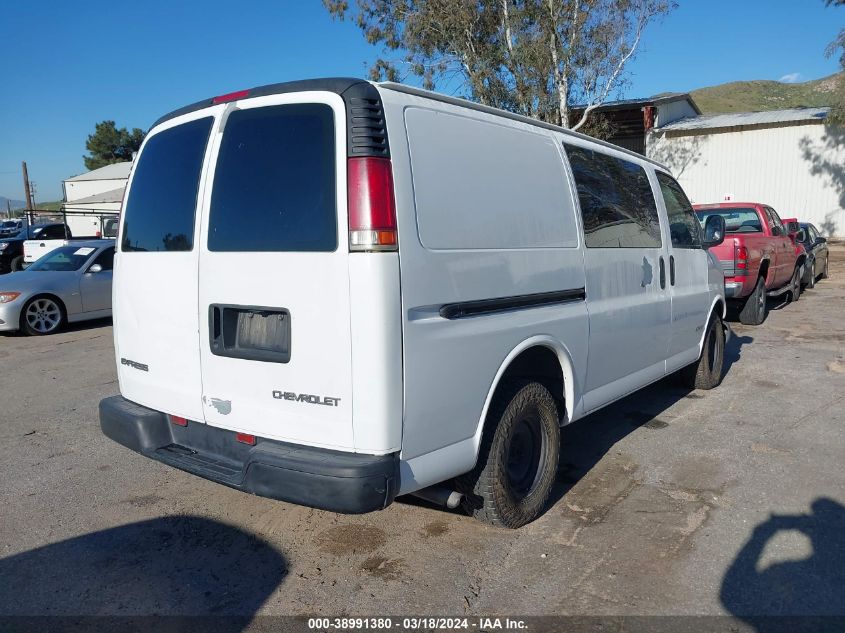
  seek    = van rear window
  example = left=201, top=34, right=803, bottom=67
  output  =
left=208, top=104, right=337, bottom=252
left=121, top=117, right=213, bottom=252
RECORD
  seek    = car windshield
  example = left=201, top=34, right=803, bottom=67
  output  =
left=696, top=208, right=762, bottom=233
left=28, top=245, right=97, bottom=272
left=1, top=221, right=19, bottom=229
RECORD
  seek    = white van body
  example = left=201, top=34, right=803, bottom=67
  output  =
left=100, top=78, right=726, bottom=526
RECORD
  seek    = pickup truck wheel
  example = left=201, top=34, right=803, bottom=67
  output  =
left=789, top=266, right=802, bottom=303
left=20, top=296, right=65, bottom=336
left=10, top=255, right=23, bottom=272
left=456, top=381, right=560, bottom=529
left=739, top=276, right=767, bottom=325
left=680, top=314, right=725, bottom=390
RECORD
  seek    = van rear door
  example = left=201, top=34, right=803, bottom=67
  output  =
left=196, top=93, right=355, bottom=451
left=114, top=110, right=219, bottom=421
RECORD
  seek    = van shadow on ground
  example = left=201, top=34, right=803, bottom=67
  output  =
left=0, top=515, right=287, bottom=630
left=720, top=498, right=845, bottom=633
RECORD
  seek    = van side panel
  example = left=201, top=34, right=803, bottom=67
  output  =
left=382, top=90, right=588, bottom=489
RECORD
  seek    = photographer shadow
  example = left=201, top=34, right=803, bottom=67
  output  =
left=721, top=498, right=845, bottom=632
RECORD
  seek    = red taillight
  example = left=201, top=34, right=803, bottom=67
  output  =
left=212, top=89, right=249, bottom=105
left=736, top=245, right=749, bottom=269
left=347, top=157, right=397, bottom=251
left=235, top=432, right=256, bottom=446
left=170, top=415, right=188, bottom=427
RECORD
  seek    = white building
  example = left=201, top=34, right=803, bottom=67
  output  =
left=62, top=161, right=132, bottom=214
left=647, top=107, right=845, bottom=236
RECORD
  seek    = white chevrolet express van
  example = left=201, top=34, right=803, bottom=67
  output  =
left=100, top=78, right=727, bottom=528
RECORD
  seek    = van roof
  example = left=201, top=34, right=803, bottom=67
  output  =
left=378, top=82, right=668, bottom=170
left=151, top=77, right=667, bottom=170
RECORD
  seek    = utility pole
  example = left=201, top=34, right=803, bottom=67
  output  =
left=22, top=161, right=35, bottom=224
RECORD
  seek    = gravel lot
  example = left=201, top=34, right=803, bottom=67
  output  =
left=1, top=247, right=844, bottom=626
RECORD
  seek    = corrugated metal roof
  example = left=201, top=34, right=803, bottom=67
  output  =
left=66, top=161, right=132, bottom=182
left=658, top=107, right=829, bottom=132
left=63, top=187, right=125, bottom=205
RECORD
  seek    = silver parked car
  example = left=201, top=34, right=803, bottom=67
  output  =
left=0, top=240, right=114, bottom=335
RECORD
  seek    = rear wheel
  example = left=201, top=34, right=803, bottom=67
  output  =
left=457, top=381, right=560, bottom=529
left=680, top=314, right=725, bottom=390
left=739, top=276, right=767, bottom=325
left=20, top=296, right=65, bottom=336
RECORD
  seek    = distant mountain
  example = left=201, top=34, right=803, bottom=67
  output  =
left=691, top=72, right=843, bottom=114
left=0, top=196, right=26, bottom=212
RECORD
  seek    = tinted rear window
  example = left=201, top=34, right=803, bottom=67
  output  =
left=208, top=104, right=337, bottom=252
left=695, top=208, right=761, bottom=233
left=565, top=145, right=661, bottom=248
left=121, top=117, right=213, bottom=252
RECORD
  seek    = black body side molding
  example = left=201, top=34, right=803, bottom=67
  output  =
left=440, top=288, right=586, bottom=320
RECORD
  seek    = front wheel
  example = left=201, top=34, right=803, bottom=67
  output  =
left=680, top=314, right=725, bottom=390
left=10, top=255, right=23, bottom=272
left=789, top=265, right=802, bottom=303
left=821, top=256, right=830, bottom=280
left=457, top=381, right=560, bottom=529
left=20, top=296, right=65, bottom=336
left=805, top=258, right=816, bottom=289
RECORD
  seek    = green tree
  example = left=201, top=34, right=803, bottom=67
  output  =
left=323, top=0, right=674, bottom=132
left=825, top=0, right=845, bottom=123
left=83, top=121, right=145, bottom=171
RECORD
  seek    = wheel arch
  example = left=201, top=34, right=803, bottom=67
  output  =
left=698, top=295, right=726, bottom=353
left=470, top=336, right=578, bottom=465
left=19, top=293, right=67, bottom=329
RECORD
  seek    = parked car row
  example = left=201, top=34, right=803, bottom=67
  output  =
left=0, top=240, right=115, bottom=335
left=693, top=203, right=830, bottom=325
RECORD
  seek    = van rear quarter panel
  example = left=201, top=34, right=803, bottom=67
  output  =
left=380, top=89, right=589, bottom=491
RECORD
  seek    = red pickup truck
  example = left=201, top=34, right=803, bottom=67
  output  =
left=694, top=203, right=806, bottom=325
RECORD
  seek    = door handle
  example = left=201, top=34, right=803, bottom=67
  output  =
left=670, top=255, right=675, bottom=286
left=659, top=257, right=666, bottom=289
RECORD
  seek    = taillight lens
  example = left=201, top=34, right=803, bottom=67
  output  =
left=347, top=157, right=397, bottom=252
left=235, top=432, right=256, bottom=446
left=170, top=415, right=188, bottom=427
left=736, top=242, right=749, bottom=272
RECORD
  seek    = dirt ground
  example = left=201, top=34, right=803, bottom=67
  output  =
left=1, top=246, right=844, bottom=627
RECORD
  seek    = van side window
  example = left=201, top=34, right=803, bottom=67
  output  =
left=121, top=117, right=213, bottom=252
left=564, top=144, right=661, bottom=248
left=656, top=172, right=702, bottom=249
left=208, top=104, right=337, bottom=252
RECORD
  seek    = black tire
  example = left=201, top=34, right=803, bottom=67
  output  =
left=739, top=276, right=767, bottom=325
left=457, top=381, right=560, bottom=529
left=10, top=255, right=23, bottom=272
left=20, top=295, right=66, bottom=336
left=805, top=258, right=816, bottom=289
left=789, top=265, right=802, bottom=303
left=821, top=256, right=829, bottom=280
left=680, top=314, right=725, bottom=390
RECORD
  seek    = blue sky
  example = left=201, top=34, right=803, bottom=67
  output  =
left=1, top=0, right=842, bottom=202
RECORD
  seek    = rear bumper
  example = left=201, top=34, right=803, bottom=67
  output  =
left=99, top=395, right=400, bottom=514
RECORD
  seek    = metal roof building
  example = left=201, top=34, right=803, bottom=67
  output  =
left=62, top=161, right=131, bottom=214
left=647, top=107, right=844, bottom=236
